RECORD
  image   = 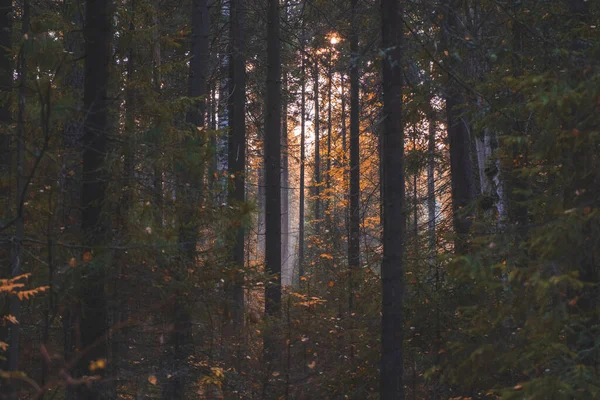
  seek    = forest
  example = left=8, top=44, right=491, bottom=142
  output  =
left=0, top=0, right=598, bottom=398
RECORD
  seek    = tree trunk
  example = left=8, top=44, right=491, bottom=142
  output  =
left=380, top=0, right=405, bottom=396
left=216, top=0, right=230, bottom=204
left=77, top=0, right=111, bottom=398
left=427, top=117, right=436, bottom=258
left=163, top=0, right=209, bottom=398
left=281, top=72, right=290, bottom=284
left=298, top=51, right=306, bottom=282
left=313, top=60, right=321, bottom=231
left=7, top=3, right=29, bottom=395
left=442, top=0, right=476, bottom=253
left=326, top=51, right=332, bottom=216
left=263, top=0, right=282, bottom=371
left=0, top=0, right=12, bottom=380
left=348, top=0, right=360, bottom=308
left=228, top=0, right=246, bottom=334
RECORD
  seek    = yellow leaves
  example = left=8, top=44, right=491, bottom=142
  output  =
left=200, top=367, right=225, bottom=388
left=0, top=341, right=8, bottom=351
left=211, top=367, right=224, bottom=379
left=272, top=371, right=280, bottom=377
left=89, top=358, right=107, bottom=372
left=4, top=314, right=18, bottom=325
left=307, top=361, right=316, bottom=369
left=513, top=384, right=523, bottom=390
left=148, top=375, right=157, bottom=385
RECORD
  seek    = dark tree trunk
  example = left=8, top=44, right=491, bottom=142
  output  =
left=77, top=0, right=111, bottom=398
left=163, top=0, right=209, bottom=398
left=228, top=0, right=246, bottom=332
left=0, top=0, right=11, bottom=227
left=0, top=0, right=12, bottom=381
left=380, top=0, right=405, bottom=397
left=348, top=0, right=360, bottom=308
left=263, top=0, right=282, bottom=367
left=7, top=3, right=28, bottom=395
left=442, top=0, right=476, bottom=254
left=313, top=60, right=321, bottom=231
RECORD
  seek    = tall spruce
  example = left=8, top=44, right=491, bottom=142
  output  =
left=77, top=0, right=111, bottom=398
left=380, top=0, right=405, bottom=397
left=263, top=0, right=282, bottom=366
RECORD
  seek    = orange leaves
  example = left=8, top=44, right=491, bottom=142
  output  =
left=327, top=281, right=335, bottom=288
left=17, top=286, right=50, bottom=301
left=148, top=375, right=157, bottom=385
left=3, top=315, right=19, bottom=325
left=83, top=251, right=93, bottom=262
left=319, top=253, right=333, bottom=260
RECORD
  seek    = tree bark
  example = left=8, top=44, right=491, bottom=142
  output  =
left=77, top=0, right=111, bottom=398
left=263, top=0, right=282, bottom=369
left=298, top=51, right=306, bottom=282
left=228, top=0, right=246, bottom=333
left=442, top=0, right=476, bottom=254
left=163, top=0, right=209, bottom=398
left=281, top=72, right=290, bottom=284
left=313, top=60, right=321, bottom=231
left=348, top=0, right=360, bottom=308
left=380, top=0, right=405, bottom=396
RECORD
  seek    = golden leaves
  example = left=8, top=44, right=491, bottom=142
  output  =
left=89, top=358, right=107, bottom=372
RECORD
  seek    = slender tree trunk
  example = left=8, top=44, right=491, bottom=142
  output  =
left=348, top=0, right=360, bottom=309
left=427, top=117, right=436, bottom=258
left=217, top=0, right=230, bottom=203
left=281, top=73, right=290, bottom=284
left=326, top=51, right=332, bottom=215
left=380, top=0, right=405, bottom=396
left=298, top=52, right=306, bottom=282
left=228, top=0, right=246, bottom=335
left=0, top=1, right=11, bottom=274
left=263, top=0, right=282, bottom=372
left=77, top=1, right=111, bottom=398
left=313, top=60, right=321, bottom=231
left=151, top=0, right=163, bottom=227
left=61, top=5, right=84, bottom=399
left=7, top=3, right=29, bottom=394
